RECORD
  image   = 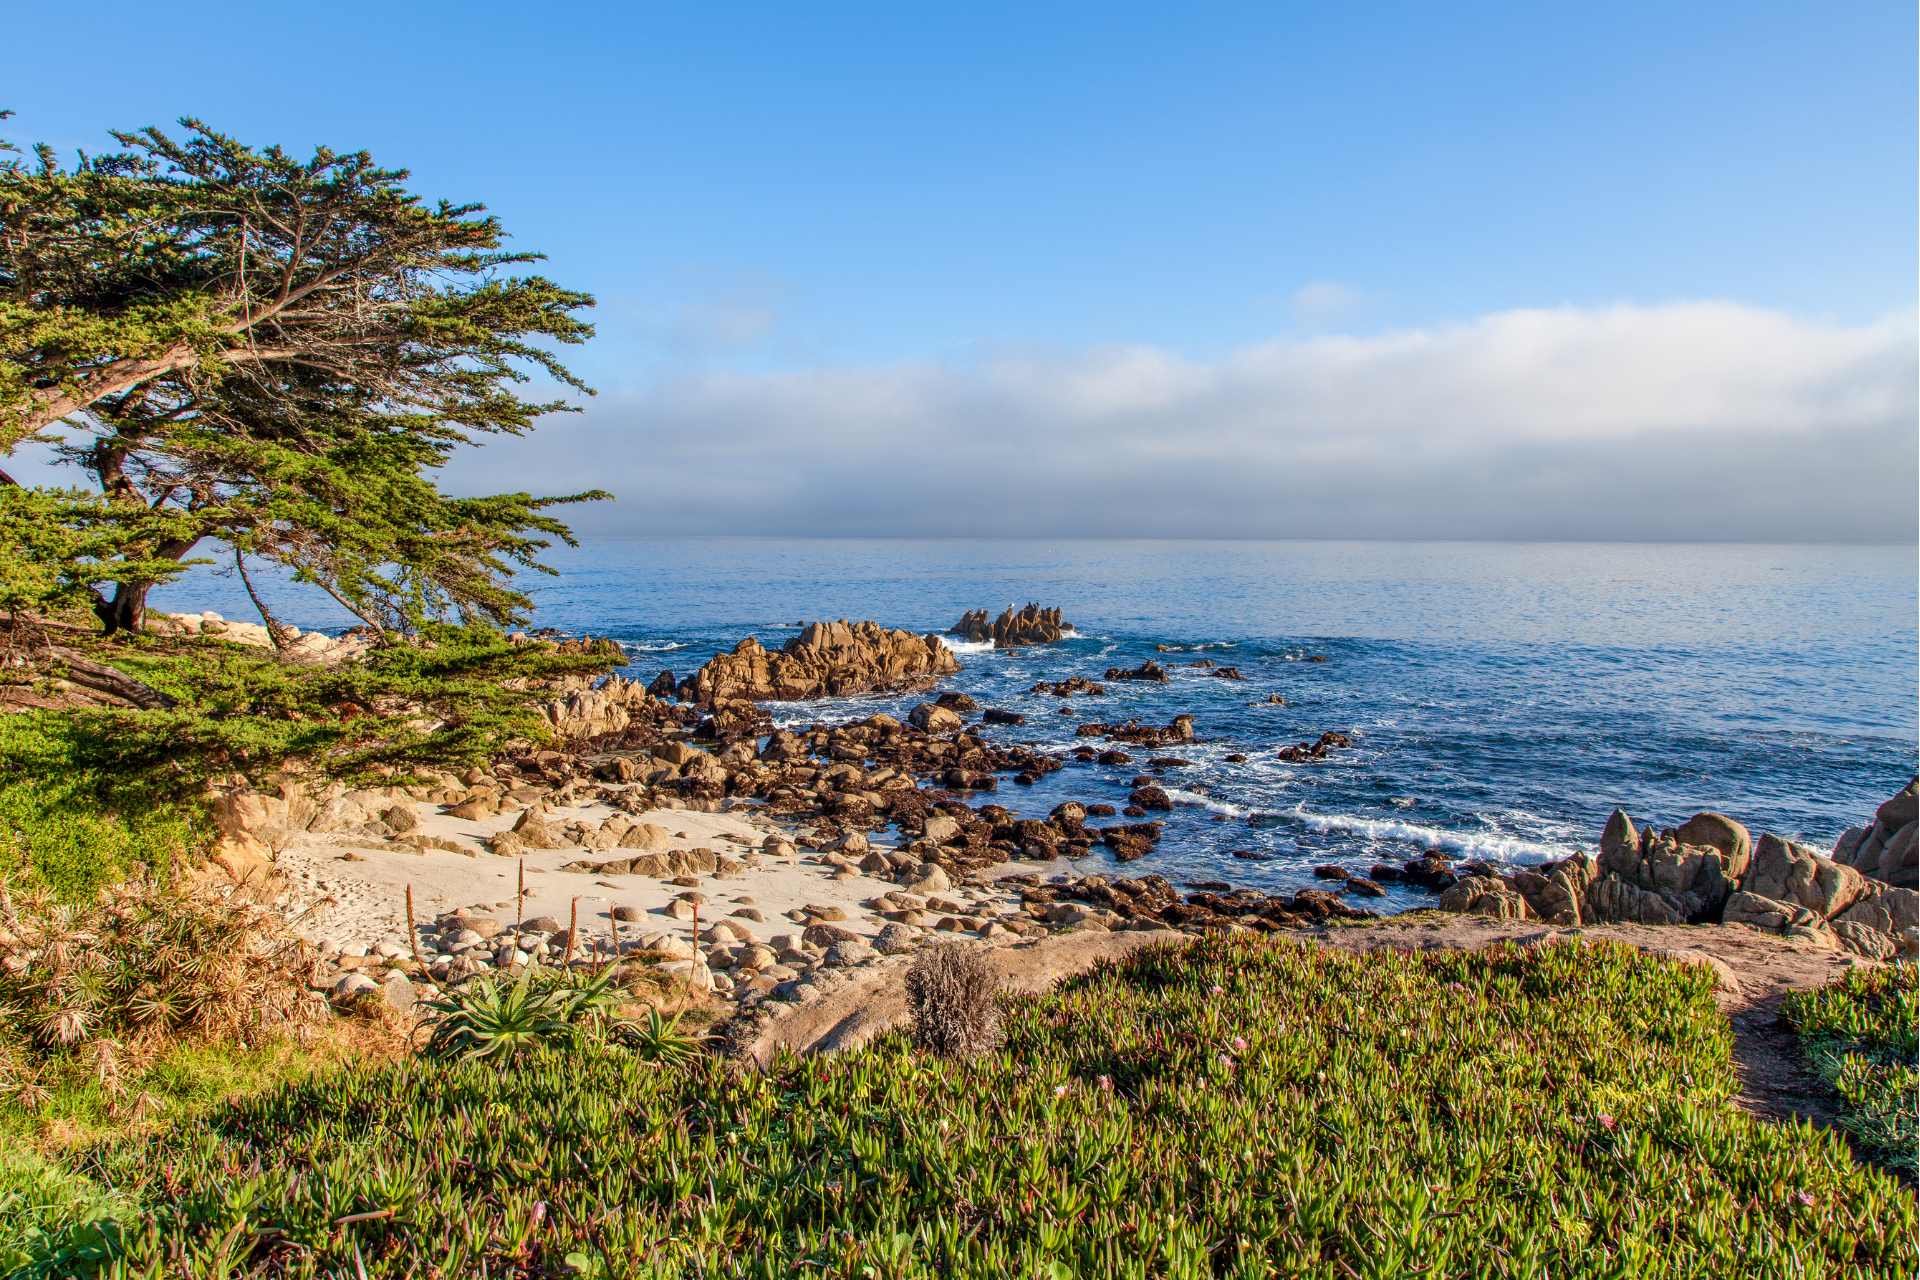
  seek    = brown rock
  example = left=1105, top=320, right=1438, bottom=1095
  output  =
left=1673, top=812, right=1753, bottom=872
left=909, top=703, right=966, bottom=734
left=680, top=621, right=959, bottom=705
left=1743, top=834, right=1867, bottom=920
left=951, top=604, right=1071, bottom=646
left=1437, top=875, right=1531, bottom=921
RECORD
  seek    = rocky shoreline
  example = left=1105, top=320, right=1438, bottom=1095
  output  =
left=192, top=611, right=1913, bottom=1033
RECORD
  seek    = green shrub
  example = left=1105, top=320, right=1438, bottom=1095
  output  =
left=0, top=715, right=207, bottom=898
left=13, top=937, right=1913, bottom=1277
left=0, top=624, right=620, bottom=895
left=0, top=1146, right=129, bottom=1277
left=1784, top=964, right=1918, bottom=1175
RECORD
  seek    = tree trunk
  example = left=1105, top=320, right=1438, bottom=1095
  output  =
left=93, top=535, right=202, bottom=635
left=95, top=581, right=152, bottom=635
left=234, top=549, right=294, bottom=650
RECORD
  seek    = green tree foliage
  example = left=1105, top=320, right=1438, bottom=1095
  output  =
left=0, top=113, right=604, bottom=633
left=0, top=486, right=201, bottom=619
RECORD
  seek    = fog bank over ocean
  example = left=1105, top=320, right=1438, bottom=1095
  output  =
left=446, top=303, right=1919, bottom=543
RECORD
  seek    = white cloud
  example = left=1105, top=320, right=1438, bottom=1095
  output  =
left=1288, top=280, right=1363, bottom=321
left=428, top=302, right=1920, bottom=541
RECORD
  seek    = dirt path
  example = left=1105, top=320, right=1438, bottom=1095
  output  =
left=743, top=912, right=1863, bottom=1132
left=734, top=928, right=1185, bottom=1065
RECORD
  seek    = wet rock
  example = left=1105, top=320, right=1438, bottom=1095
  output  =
left=1105, top=660, right=1170, bottom=683
left=1076, top=716, right=1196, bottom=748
left=1129, top=784, right=1173, bottom=811
left=1275, top=731, right=1353, bottom=764
left=1031, top=677, right=1105, bottom=697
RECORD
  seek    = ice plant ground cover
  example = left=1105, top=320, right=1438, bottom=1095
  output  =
left=12, top=936, right=1916, bottom=1278
left=1784, top=962, right=1919, bottom=1177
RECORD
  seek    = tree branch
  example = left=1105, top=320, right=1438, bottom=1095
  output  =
left=45, top=645, right=177, bottom=709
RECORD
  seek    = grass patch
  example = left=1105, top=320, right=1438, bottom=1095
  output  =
left=0, top=713, right=206, bottom=897
left=13, top=937, right=1914, bottom=1277
left=0, top=1030, right=391, bottom=1278
left=0, top=623, right=619, bottom=896
left=1783, top=963, right=1918, bottom=1177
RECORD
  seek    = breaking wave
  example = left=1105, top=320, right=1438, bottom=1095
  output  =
left=1163, top=788, right=1251, bottom=817
left=1282, top=804, right=1574, bottom=865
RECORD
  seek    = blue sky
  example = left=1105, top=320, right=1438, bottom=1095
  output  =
left=9, top=2, right=1917, bottom=538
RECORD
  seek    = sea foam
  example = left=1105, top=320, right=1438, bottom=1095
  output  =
left=1282, top=804, right=1573, bottom=865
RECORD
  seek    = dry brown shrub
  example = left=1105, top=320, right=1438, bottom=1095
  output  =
left=0, top=874, right=328, bottom=1089
left=905, top=943, right=1003, bottom=1060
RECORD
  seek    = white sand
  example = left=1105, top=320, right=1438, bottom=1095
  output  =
left=274, top=795, right=1016, bottom=955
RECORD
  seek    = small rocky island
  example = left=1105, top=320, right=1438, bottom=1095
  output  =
left=950, top=603, right=1072, bottom=646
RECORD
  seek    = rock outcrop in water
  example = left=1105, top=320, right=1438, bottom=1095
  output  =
left=1276, top=731, right=1353, bottom=763
left=1074, top=715, right=1196, bottom=748
left=950, top=604, right=1071, bottom=647
left=1105, top=660, right=1169, bottom=683
left=679, top=621, right=959, bottom=705
left=1425, top=783, right=1920, bottom=960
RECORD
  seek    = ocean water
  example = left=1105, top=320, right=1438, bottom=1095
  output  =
left=155, top=539, right=1918, bottom=908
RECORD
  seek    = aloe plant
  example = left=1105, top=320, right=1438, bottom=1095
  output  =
left=421, top=964, right=624, bottom=1062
